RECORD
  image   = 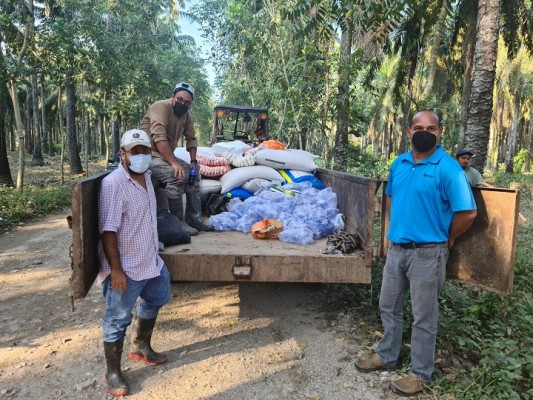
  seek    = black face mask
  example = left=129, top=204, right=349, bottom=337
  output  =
left=173, top=102, right=189, bottom=118
left=411, top=130, right=437, bottom=153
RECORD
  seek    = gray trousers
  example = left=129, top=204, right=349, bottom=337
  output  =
left=150, top=157, right=200, bottom=201
left=375, top=242, right=448, bottom=382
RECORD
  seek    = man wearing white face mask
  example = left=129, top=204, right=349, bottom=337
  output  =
left=97, top=129, right=171, bottom=397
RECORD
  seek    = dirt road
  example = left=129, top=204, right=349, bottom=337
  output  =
left=0, top=212, right=426, bottom=400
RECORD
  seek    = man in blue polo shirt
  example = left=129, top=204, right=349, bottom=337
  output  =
left=355, top=110, right=477, bottom=396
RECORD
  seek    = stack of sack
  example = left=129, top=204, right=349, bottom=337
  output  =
left=174, top=140, right=325, bottom=201
left=173, top=140, right=342, bottom=245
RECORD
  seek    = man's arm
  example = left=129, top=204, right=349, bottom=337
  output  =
left=188, top=147, right=197, bottom=162
left=155, top=140, right=185, bottom=180
left=477, top=182, right=492, bottom=188
left=101, top=231, right=127, bottom=290
left=448, top=210, right=477, bottom=249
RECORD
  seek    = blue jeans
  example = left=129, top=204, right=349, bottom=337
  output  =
left=375, top=243, right=448, bottom=382
left=102, top=265, right=171, bottom=342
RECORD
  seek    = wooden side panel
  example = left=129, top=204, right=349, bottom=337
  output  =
left=447, top=188, right=520, bottom=294
left=316, top=168, right=380, bottom=254
left=379, top=186, right=520, bottom=294
left=69, top=171, right=109, bottom=300
left=161, top=231, right=373, bottom=283
left=161, top=253, right=371, bottom=283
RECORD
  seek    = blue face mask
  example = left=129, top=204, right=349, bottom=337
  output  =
left=128, top=154, right=152, bottom=174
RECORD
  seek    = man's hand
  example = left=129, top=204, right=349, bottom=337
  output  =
left=448, top=210, right=477, bottom=249
left=170, top=161, right=185, bottom=180
left=110, top=268, right=127, bottom=291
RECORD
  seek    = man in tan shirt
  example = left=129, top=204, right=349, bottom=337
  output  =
left=139, top=82, right=213, bottom=235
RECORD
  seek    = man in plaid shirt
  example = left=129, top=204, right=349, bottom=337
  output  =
left=98, top=129, right=171, bottom=397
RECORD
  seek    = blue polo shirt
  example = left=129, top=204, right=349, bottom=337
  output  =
left=386, top=145, right=476, bottom=244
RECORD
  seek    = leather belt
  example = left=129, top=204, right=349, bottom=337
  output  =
left=394, top=242, right=446, bottom=249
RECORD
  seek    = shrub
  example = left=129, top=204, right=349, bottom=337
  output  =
left=0, top=184, right=71, bottom=230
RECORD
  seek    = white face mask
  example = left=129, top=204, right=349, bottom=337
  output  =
left=128, top=154, right=152, bottom=174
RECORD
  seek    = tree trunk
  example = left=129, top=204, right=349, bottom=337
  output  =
left=10, top=81, right=26, bottom=191
left=57, top=87, right=65, bottom=184
left=505, top=96, right=520, bottom=173
left=40, top=75, right=53, bottom=156
left=31, top=73, right=44, bottom=166
left=66, top=74, right=83, bottom=174
left=400, top=44, right=420, bottom=153
left=525, top=117, right=533, bottom=173
left=458, top=10, right=477, bottom=149
left=422, top=0, right=449, bottom=99
left=0, top=51, right=14, bottom=186
left=333, top=26, right=353, bottom=171
left=112, top=117, right=120, bottom=157
left=25, top=85, right=33, bottom=154
left=464, top=0, right=501, bottom=174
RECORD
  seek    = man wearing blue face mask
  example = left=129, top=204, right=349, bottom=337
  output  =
left=355, top=110, right=477, bottom=396
left=97, top=129, right=171, bottom=397
left=139, top=82, right=213, bottom=236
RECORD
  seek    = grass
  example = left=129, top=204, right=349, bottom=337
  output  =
left=0, top=151, right=107, bottom=230
left=325, top=170, right=533, bottom=399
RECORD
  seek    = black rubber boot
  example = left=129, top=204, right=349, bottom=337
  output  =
left=185, top=191, right=214, bottom=231
left=103, top=339, right=129, bottom=397
left=128, top=317, right=168, bottom=365
left=168, top=197, right=198, bottom=236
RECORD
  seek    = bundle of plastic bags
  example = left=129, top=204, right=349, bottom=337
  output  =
left=209, top=182, right=344, bottom=245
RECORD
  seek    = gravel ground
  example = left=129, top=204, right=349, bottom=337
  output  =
left=0, top=212, right=440, bottom=400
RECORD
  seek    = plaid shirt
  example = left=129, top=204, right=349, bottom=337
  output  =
left=97, top=163, right=163, bottom=284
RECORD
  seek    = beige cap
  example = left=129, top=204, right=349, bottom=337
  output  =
left=120, top=129, right=151, bottom=151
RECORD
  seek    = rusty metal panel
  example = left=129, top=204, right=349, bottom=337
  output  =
left=69, top=171, right=109, bottom=300
left=379, top=185, right=520, bottom=294
left=447, top=188, right=520, bottom=294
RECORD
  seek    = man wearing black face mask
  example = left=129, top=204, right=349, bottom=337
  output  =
left=355, top=110, right=477, bottom=396
left=139, top=82, right=213, bottom=236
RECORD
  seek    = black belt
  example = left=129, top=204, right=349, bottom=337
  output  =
left=394, top=242, right=446, bottom=249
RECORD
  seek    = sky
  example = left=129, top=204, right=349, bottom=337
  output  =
left=179, top=1, right=217, bottom=94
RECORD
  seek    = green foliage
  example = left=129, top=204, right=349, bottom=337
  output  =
left=512, top=149, right=529, bottom=173
left=433, top=218, right=533, bottom=399
left=0, top=184, right=71, bottom=230
left=489, top=170, right=533, bottom=200
left=346, top=143, right=388, bottom=179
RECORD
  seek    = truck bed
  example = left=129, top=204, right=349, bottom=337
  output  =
left=161, top=231, right=370, bottom=283
left=69, top=168, right=380, bottom=300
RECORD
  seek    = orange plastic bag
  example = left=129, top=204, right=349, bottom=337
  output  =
left=251, top=219, right=284, bottom=240
left=261, top=140, right=285, bottom=150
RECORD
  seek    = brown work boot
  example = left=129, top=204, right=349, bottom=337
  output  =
left=354, top=354, right=395, bottom=372
left=389, top=374, right=426, bottom=396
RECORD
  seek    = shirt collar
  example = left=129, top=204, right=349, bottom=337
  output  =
left=403, top=144, right=446, bottom=165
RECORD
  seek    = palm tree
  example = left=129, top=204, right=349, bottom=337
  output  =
left=464, top=0, right=501, bottom=173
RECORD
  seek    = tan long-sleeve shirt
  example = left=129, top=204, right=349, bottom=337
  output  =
left=138, top=99, right=198, bottom=159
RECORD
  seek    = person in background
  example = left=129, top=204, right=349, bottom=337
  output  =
left=139, top=81, right=213, bottom=236
left=455, top=148, right=493, bottom=188
left=98, top=129, right=171, bottom=397
left=354, top=110, right=477, bottom=396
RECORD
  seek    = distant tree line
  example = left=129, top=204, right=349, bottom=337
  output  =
left=0, top=0, right=213, bottom=189
left=193, top=0, right=533, bottom=175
